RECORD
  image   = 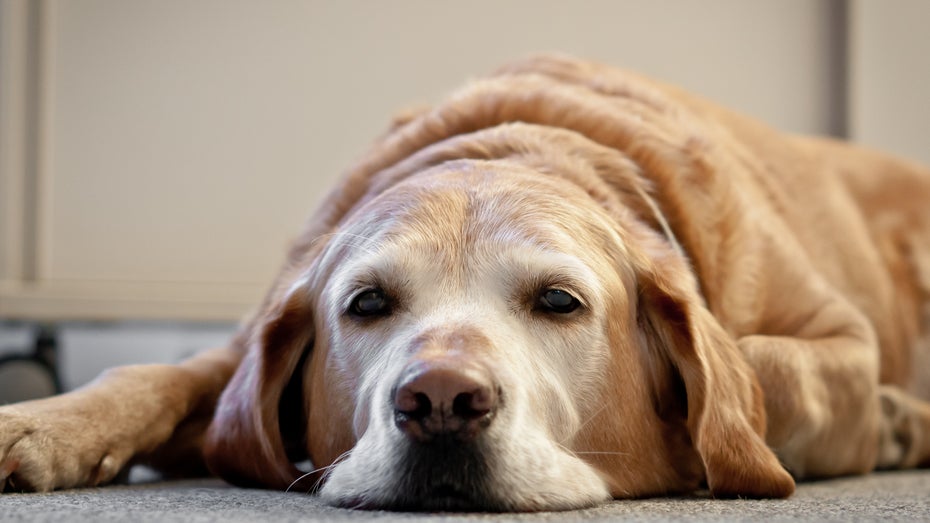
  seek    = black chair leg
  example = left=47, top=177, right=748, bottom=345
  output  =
left=0, top=324, right=62, bottom=404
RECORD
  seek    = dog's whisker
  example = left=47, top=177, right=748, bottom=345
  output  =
left=286, top=450, right=353, bottom=494
left=286, top=468, right=325, bottom=493
left=310, top=232, right=380, bottom=257
left=308, top=449, right=354, bottom=494
left=571, top=451, right=632, bottom=457
left=555, top=439, right=631, bottom=461
left=285, top=462, right=341, bottom=494
left=560, top=403, right=612, bottom=446
left=286, top=472, right=311, bottom=493
left=311, top=231, right=373, bottom=244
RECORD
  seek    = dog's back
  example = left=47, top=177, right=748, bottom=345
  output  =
left=494, top=55, right=930, bottom=396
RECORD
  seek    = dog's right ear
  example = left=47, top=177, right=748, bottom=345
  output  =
left=632, top=233, right=795, bottom=499
left=203, top=278, right=315, bottom=490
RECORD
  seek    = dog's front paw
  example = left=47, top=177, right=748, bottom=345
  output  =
left=0, top=402, right=128, bottom=493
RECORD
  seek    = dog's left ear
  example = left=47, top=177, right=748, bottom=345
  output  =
left=635, top=244, right=795, bottom=498
left=202, top=281, right=314, bottom=490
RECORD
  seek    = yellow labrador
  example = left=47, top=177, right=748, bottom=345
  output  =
left=2, top=55, right=929, bottom=511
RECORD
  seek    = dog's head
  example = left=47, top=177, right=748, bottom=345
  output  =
left=203, top=124, right=794, bottom=511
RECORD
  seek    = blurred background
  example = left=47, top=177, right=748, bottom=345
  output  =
left=1, top=0, right=928, bottom=399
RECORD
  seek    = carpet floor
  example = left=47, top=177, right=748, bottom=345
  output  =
left=1, top=470, right=927, bottom=522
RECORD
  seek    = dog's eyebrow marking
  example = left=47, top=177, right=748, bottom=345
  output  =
left=312, top=232, right=381, bottom=257
left=514, top=242, right=601, bottom=284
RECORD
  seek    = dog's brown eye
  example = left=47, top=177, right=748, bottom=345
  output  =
left=539, top=289, right=581, bottom=314
left=350, top=288, right=390, bottom=317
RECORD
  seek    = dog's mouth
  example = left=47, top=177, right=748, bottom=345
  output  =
left=337, top=484, right=478, bottom=512
left=336, top=436, right=507, bottom=512
left=409, top=483, right=481, bottom=511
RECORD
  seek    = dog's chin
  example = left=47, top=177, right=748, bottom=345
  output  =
left=328, top=437, right=511, bottom=512
left=318, top=431, right=611, bottom=512
left=340, top=484, right=502, bottom=513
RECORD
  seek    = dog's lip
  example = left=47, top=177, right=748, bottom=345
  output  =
left=400, top=487, right=496, bottom=512
left=331, top=483, right=489, bottom=512
left=429, top=483, right=471, bottom=501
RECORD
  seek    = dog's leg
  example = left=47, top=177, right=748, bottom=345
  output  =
left=736, top=331, right=883, bottom=479
left=875, top=385, right=930, bottom=469
left=0, top=347, right=241, bottom=492
left=869, top=226, right=930, bottom=470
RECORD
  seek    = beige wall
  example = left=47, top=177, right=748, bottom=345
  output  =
left=849, top=0, right=930, bottom=165
left=0, top=0, right=924, bottom=322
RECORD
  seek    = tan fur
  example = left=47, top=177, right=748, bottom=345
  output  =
left=1, top=55, right=928, bottom=509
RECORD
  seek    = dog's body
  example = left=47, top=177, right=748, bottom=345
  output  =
left=2, top=55, right=929, bottom=511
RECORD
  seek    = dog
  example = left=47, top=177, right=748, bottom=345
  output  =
left=1, top=55, right=929, bottom=511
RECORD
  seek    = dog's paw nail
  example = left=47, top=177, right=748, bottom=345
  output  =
left=0, top=458, right=19, bottom=479
left=0, top=458, right=21, bottom=493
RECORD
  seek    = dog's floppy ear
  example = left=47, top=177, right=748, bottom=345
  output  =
left=203, top=280, right=314, bottom=490
left=635, top=243, right=795, bottom=498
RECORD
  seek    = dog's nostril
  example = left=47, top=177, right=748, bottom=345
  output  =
left=394, top=388, right=433, bottom=418
left=452, top=392, right=490, bottom=419
left=410, top=392, right=432, bottom=420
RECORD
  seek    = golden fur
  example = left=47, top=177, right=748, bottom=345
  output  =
left=2, top=55, right=929, bottom=510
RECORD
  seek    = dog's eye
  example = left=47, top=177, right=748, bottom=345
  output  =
left=538, top=289, right=581, bottom=314
left=350, top=288, right=391, bottom=317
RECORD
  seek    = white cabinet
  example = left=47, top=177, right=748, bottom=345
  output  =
left=1, top=0, right=921, bottom=322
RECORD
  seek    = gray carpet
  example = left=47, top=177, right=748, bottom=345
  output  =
left=1, top=471, right=927, bottom=522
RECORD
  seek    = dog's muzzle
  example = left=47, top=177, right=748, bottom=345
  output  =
left=364, top=358, right=502, bottom=510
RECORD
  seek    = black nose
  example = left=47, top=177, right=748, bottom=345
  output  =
left=392, top=362, right=499, bottom=442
